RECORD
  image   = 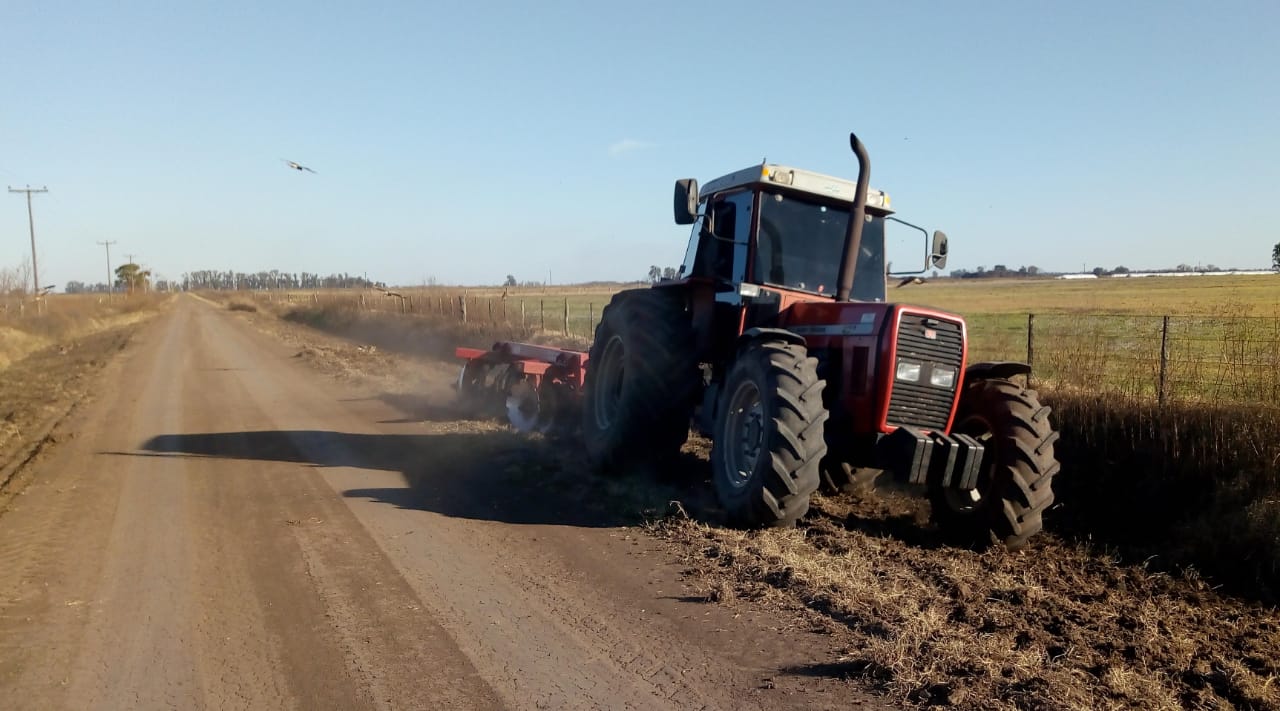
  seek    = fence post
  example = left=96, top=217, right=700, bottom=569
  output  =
left=521, top=300, right=526, bottom=328
left=1158, top=315, right=1170, bottom=405
left=563, top=297, right=569, bottom=335
left=540, top=299, right=545, bottom=331
left=459, top=295, right=467, bottom=322
left=487, top=297, right=493, bottom=323
left=1026, top=313, right=1035, bottom=387
left=588, top=303, right=594, bottom=340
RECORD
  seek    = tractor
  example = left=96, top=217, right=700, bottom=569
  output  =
left=580, top=133, right=1060, bottom=549
left=458, top=133, right=1060, bottom=550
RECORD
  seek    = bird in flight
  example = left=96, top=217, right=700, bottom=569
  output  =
left=896, top=276, right=926, bottom=288
left=282, top=159, right=317, bottom=174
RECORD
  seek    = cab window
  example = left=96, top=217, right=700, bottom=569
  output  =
left=683, top=191, right=751, bottom=282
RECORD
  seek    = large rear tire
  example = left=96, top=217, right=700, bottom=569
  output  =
left=929, top=378, right=1060, bottom=550
left=711, top=340, right=828, bottom=527
left=582, top=289, right=699, bottom=471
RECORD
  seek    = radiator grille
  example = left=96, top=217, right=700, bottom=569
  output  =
left=886, top=314, right=963, bottom=431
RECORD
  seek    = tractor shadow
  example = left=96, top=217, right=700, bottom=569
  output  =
left=372, top=392, right=482, bottom=423
left=134, top=428, right=722, bottom=529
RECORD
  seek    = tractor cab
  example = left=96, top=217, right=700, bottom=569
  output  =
left=674, top=165, right=947, bottom=307
left=670, top=159, right=949, bottom=371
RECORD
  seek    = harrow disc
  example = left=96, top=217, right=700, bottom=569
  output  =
left=505, top=378, right=546, bottom=433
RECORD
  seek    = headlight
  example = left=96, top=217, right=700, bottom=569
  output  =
left=930, top=365, right=957, bottom=388
left=896, top=361, right=922, bottom=382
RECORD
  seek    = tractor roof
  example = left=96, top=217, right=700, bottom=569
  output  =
left=700, top=163, right=893, bottom=214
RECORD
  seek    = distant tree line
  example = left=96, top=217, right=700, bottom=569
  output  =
left=181, top=270, right=382, bottom=290
left=64, top=269, right=383, bottom=293
left=944, top=262, right=1254, bottom=279
left=947, top=264, right=1043, bottom=279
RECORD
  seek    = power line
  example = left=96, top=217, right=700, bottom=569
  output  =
left=7, top=185, right=48, bottom=295
left=97, top=240, right=117, bottom=299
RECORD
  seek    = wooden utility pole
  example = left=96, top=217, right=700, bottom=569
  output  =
left=97, top=241, right=117, bottom=299
left=8, top=185, right=48, bottom=295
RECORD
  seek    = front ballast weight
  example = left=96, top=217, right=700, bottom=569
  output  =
left=876, top=425, right=986, bottom=492
left=454, top=342, right=587, bottom=435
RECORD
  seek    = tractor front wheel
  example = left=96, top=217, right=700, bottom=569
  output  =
left=930, top=377, right=1060, bottom=550
left=711, top=340, right=828, bottom=527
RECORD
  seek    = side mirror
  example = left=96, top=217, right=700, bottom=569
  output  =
left=674, top=178, right=699, bottom=225
left=930, top=230, right=949, bottom=269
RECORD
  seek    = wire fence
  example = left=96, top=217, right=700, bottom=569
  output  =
left=0, top=294, right=51, bottom=320
left=969, top=313, right=1280, bottom=407
left=262, top=291, right=1280, bottom=408
left=263, top=289, right=613, bottom=342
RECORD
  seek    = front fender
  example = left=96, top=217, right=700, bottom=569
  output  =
left=965, top=361, right=1031, bottom=382
left=738, top=327, right=806, bottom=349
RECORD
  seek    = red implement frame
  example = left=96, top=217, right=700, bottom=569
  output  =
left=454, top=342, right=589, bottom=391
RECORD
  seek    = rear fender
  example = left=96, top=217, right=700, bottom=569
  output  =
left=700, top=327, right=807, bottom=432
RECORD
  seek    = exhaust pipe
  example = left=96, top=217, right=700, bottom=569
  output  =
left=835, top=133, right=870, bottom=302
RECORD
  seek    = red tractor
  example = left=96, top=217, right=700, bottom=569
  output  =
left=459, top=133, right=1059, bottom=550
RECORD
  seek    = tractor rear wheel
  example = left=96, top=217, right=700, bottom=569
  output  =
left=711, top=340, right=828, bottom=527
left=582, top=289, right=699, bottom=471
left=929, top=378, right=1060, bottom=551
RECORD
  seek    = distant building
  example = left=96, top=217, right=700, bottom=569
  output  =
left=1057, top=270, right=1273, bottom=280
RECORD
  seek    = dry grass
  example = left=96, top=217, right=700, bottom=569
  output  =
left=1049, top=394, right=1280, bottom=598
left=655, top=505, right=1280, bottom=710
left=0, top=294, right=167, bottom=371
left=226, top=286, right=625, bottom=342
left=250, top=295, right=592, bottom=359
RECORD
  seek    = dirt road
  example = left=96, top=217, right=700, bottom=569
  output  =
left=0, top=296, right=873, bottom=710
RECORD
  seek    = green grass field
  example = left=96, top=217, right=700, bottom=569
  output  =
left=894, top=276, right=1280, bottom=403
left=896, top=273, right=1280, bottom=316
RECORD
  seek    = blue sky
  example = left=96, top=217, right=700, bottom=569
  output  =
left=3, top=1, right=1277, bottom=287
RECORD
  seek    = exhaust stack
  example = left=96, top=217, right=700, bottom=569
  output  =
left=835, top=133, right=870, bottom=302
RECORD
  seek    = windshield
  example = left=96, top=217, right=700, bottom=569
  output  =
left=754, top=191, right=886, bottom=301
